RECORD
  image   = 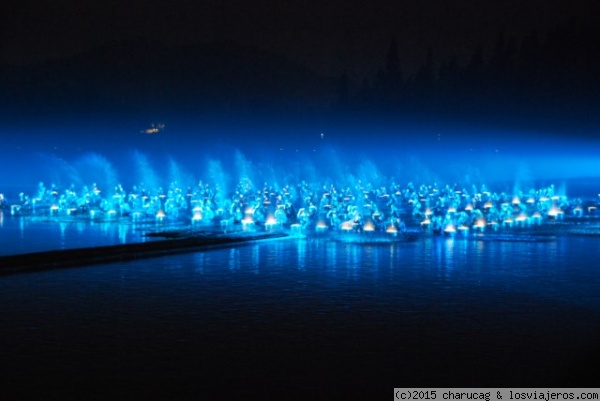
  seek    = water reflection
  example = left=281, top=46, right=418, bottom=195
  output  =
left=344, top=245, right=361, bottom=279
left=364, top=245, right=380, bottom=279
left=0, top=216, right=155, bottom=256
left=59, top=222, right=67, bottom=248
left=76, top=221, right=85, bottom=233
left=326, top=240, right=337, bottom=273
left=2, top=220, right=596, bottom=311
left=265, top=238, right=283, bottom=268
left=118, top=224, right=128, bottom=244
left=251, top=244, right=260, bottom=274
left=209, top=236, right=599, bottom=311
left=193, top=252, right=206, bottom=274
left=546, top=239, right=559, bottom=262
left=423, top=238, right=433, bottom=263
left=228, top=248, right=240, bottom=271
left=429, top=237, right=456, bottom=278
left=296, top=239, right=306, bottom=270
left=388, top=243, right=395, bottom=270
left=476, top=240, right=485, bottom=264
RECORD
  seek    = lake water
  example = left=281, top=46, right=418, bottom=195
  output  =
left=0, top=212, right=159, bottom=256
left=1, top=218, right=600, bottom=399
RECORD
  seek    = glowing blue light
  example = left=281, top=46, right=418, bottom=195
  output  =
left=1, top=137, right=599, bottom=244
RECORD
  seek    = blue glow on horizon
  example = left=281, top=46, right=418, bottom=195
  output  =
left=1, top=120, right=598, bottom=202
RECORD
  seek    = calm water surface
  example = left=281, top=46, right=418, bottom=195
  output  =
left=1, top=224, right=599, bottom=399
left=0, top=213, right=160, bottom=255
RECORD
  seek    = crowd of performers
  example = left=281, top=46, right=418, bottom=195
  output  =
left=2, top=178, right=599, bottom=235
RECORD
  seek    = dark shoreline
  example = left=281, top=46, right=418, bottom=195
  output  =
left=0, top=231, right=288, bottom=276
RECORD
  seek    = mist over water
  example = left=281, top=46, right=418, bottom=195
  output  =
left=1, top=118, right=599, bottom=199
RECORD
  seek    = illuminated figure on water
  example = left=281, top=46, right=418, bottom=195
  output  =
left=2, top=152, right=599, bottom=240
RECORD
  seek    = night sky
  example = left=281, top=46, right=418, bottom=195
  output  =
left=4, top=0, right=597, bottom=78
left=2, top=0, right=599, bottom=187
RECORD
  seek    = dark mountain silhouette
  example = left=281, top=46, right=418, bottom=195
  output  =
left=0, top=37, right=336, bottom=120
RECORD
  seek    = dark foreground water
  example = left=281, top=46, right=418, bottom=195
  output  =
left=1, top=229, right=600, bottom=399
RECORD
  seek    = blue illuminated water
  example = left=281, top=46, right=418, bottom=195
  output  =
left=1, top=229, right=599, bottom=399
left=0, top=212, right=157, bottom=256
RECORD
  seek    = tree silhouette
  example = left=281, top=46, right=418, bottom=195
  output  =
left=374, top=38, right=404, bottom=108
left=340, top=19, right=600, bottom=125
left=414, top=47, right=435, bottom=87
